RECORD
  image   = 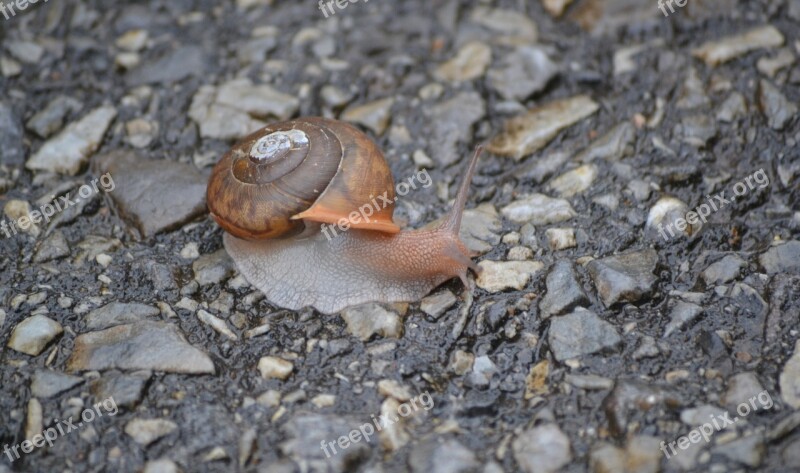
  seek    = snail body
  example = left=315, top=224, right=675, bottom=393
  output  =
left=207, top=117, right=481, bottom=314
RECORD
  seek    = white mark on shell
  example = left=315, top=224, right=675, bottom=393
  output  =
left=250, top=130, right=309, bottom=163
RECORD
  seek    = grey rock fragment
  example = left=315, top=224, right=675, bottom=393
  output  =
left=193, top=250, right=234, bottom=286
left=488, top=95, right=599, bottom=161
left=663, top=300, right=704, bottom=337
left=420, top=291, right=457, bottom=319
left=91, top=370, right=151, bottom=408
left=488, top=46, right=558, bottom=100
left=85, top=302, right=160, bottom=331
left=281, top=414, right=371, bottom=473
left=67, top=322, right=215, bottom=374
left=758, top=240, right=800, bottom=274
left=758, top=79, right=798, bottom=130
left=93, top=151, right=207, bottom=238
left=8, top=315, right=64, bottom=356
left=780, top=340, right=800, bottom=409
left=425, top=92, right=485, bottom=166
left=678, top=114, right=717, bottom=147
left=539, top=260, right=589, bottom=318
left=501, top=194, right=576, bottom=225
left=548, top=308, right=622, bottom=361
left=0, top=102, right=25, bottom=165
left=33, top=231, right=71, bottom=263
left=692, top=25, right=784, bottom=67
left=717, top=92, right=748, bottom=122
left=26, top=106, right=117, bottom=175
left=587, top=250, right=658, bottom=307
left=409, top=438, right=479, bottom=473
left=341, top=97, right=394, bottom=136
left=701, top=254, right=746, bottom=285
left=589, top=436, right=661, bottom=473
left=26, top=95, right=83, bottom=138
left=512, top=424, right=571, bottom=473
left=30, top=369, right=84, bottom=398
left=721, top=372, right=765, bottom=410
left=126, top=46, right=208, bottom=85
left=340, top=303, right=402, bottom=341
left=711, top=433, right=765, bottom=467
left=125, top=418, right=178, bottom=446
left=459, top=203, right=501, bottom=255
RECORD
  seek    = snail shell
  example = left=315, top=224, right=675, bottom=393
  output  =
left=207, top=117, right=400, bottom=239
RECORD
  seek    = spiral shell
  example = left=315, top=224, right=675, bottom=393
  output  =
left=207, top=117, right=400, bottom=239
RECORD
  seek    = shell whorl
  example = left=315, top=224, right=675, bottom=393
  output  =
left=207, top=117, right=400, bottom=240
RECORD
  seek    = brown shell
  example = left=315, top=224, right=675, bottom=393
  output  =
left=207, top=117, right=399, bottom=239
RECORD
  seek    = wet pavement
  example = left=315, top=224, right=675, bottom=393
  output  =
left=1, top=0, right=799, bottom=472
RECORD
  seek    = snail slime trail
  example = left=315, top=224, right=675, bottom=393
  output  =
left=208, top=117, right=482, bottom=314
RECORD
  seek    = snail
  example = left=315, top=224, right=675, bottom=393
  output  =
left=207, top=117, right=482, bottom=314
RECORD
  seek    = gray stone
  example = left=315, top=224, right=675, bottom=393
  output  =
left=759, top=240, right=800, bottom=274
left=188, top=85, right=266, bottom=140
left=717, top=92, right=748, bottom=122
left=126, top=46, right=208, bottom=86
left=676, top=67, right=710, bottom=110
left=501, top=194, right=576, bottom=225
left=193, top=250, right=234, bottom=286
left=488, top=95, right=599, bottom=161
left=0, top=102, right=25, bottom=165
left=409, top=438, right=479, bottom=473
left=587, top=250, right=658, bottom=307
left=341, top=97, right=394, bottom=136
left=758, top=80, right=797, bottom=130
left=678, top=114, right=717, bottom=147
left=721, top=372, right=765, bottom=410
left=488, top=46, right=558, bottom=100
left=281, top=414, right=371, bottom=473
left=85, top=302, right=160, bottom=331
left=547, top=164, right=597, bottom=197
left=26, top=95, right=83, bottom=138
left=8, top=315, right=64, bottom=356
left=67, top=322, right=215, bottom=374
left=215, top=78, right=299, bottom=121
left=425, top=92, right=486, bottom=166
left=512, top=424, right=571, bottom=473
left=468, top=355, right=497, bottom=387
left=125, top=418, right=178, bottom=446
left=340, top=303, right=403, bottom=341
left=780, top=340, right=800, bottom=409
left=91, top=370, right=151, bottom=408
left=30, top=369, right=83, bottom=398
left=435, top=41, right=492, bottom=82
left=539, top=260, right=589, bottom=318
left=663, top=301, right=704, bottom=337
left=93, top=151, right=207, bottom=238
left=711, top=433, right=765, bottom=467
left=692, top=25, right=784, bottom=67
left=33, top=231, right=71, bottom=263
left=459, top=203, right=501, bottom=256
left=476, top=260, right=544, bottom=292
left=26, top=106, right=117, bottom=175
left=575, top=122, right=636, bottom=163
left=420, top=291, right=457, bottom=319
left=701, top=254, right=746, bottom=285
left=548, top=308, right=622, bottom=361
